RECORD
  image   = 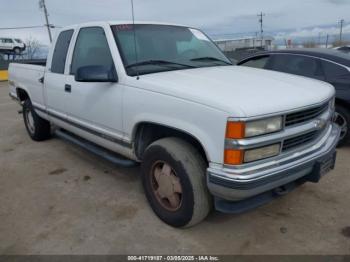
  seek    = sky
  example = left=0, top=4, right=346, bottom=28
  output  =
left=0, top=0, right=350, bottom=45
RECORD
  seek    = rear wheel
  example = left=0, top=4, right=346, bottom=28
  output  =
left=23, top=99, right=51, bottom=141
left=334, top=105, right=350, bottom=147
left=141, top=137, right=212, bottom=228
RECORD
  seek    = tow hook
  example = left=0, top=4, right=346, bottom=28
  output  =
left=273, top=186, right=290, bottom=196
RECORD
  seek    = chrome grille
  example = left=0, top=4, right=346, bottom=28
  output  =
left=282, top=131, right=319, bottom=151
left=285, top=103, right=329, bottom=127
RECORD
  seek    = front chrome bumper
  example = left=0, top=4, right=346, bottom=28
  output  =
left=207, top=123, right=340, bottom=203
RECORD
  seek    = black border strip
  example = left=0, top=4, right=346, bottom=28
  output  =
left=33, top=106, right=132, bottom=148
left=1, top=255, right=349, bottom=262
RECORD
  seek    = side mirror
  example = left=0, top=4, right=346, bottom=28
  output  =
left=75, top=65, right=118, bottom=83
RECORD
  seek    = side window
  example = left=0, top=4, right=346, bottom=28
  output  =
left=269, top=55, right=324, bottom=80
left=5, top=38, right=13, bottom=43
left=239, top=56, right=270, bottom=69
left=51, top=30, right=74, bottom=74
left=322, top=60, right=350, bottom=80
left=70, top=27, right=114, bottom=75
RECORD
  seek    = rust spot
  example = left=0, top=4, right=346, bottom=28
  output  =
left=49, top=168, right=67, bottom=175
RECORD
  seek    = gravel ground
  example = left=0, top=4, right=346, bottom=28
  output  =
left=0, top=81, right=349, bottom=255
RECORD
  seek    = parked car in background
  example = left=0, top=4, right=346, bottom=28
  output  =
left=0, top=37, right=26, bottom=54
left=238, top=48, right=350, bottom=146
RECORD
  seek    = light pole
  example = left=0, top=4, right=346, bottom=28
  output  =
left=339, top=19, right=345, bottom=45
left=39, top=0, right=52, bottom=43
left=257, top=12, right=265, bottom=48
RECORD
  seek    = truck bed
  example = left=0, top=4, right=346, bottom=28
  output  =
left=8, top=62, right=45, bottom=106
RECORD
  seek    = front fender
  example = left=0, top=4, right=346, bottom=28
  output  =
left=123, top=87, right=229, bottom=164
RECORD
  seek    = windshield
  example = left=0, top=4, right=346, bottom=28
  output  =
left=111, top=24, right=231, bottom=76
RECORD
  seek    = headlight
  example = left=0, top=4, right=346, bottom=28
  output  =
left=224, top=116, right=283, bottom=165
left=226, top=116, right=283, bottom=139
left=245, top=116, right=283, bottom=137
left=244, top=144, right=280, bottom=163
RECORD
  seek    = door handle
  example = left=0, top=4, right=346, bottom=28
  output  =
left=65, top=84, right=72, bottom=93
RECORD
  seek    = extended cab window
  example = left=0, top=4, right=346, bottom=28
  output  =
left=51, top=30, right=74, bottom=74
left=70, top=27, right=114, bottom=75
left=239, top=55, right=270, bottom=69
left=269, top=54, right=324, bottom=80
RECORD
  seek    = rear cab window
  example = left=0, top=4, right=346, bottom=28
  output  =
left=51, top=30, right=74, bottom=74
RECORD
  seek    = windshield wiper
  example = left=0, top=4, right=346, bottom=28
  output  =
left=126, top=60, right=196, bottom=69
left=190, top=57, right=232, bottom=65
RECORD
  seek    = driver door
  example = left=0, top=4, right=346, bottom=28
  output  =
left=64, top=26, right=124, bottom=145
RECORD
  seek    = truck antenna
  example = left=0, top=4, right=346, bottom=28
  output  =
left=131, top=0, right=140, bottom=80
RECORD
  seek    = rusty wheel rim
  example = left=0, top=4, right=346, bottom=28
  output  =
left=150, top=161, right=183, bottom=212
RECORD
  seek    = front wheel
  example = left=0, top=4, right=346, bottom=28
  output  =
left=334, top=105, right=350, bottom=147
left=23, top=99, right=51, bottom=141
left=141, top=137, right=212, bottom=228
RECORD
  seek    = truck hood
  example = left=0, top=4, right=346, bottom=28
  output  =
left=134, top=66, right=335, bottom=117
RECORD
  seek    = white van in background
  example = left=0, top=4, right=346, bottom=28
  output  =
left=0, top=37, right=26, bottom=54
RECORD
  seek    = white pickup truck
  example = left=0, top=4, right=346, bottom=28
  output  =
left=8, top=21, right=340, bottom=227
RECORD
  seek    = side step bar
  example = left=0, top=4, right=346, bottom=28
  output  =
left=55, top=129, right=138, bottom=168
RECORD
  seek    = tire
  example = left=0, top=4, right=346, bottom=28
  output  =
left=23, top=99, right=51, bottom=141
left=334, top=105, right=350, bottom=147
left=13, top=47, right=21, bottom=54
left=141, top=137, right=212, bottom=228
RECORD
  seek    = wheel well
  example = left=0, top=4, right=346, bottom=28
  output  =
left=134, top=122, right=209, bottom=164
left=16, top=88, right=29, bottom=102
